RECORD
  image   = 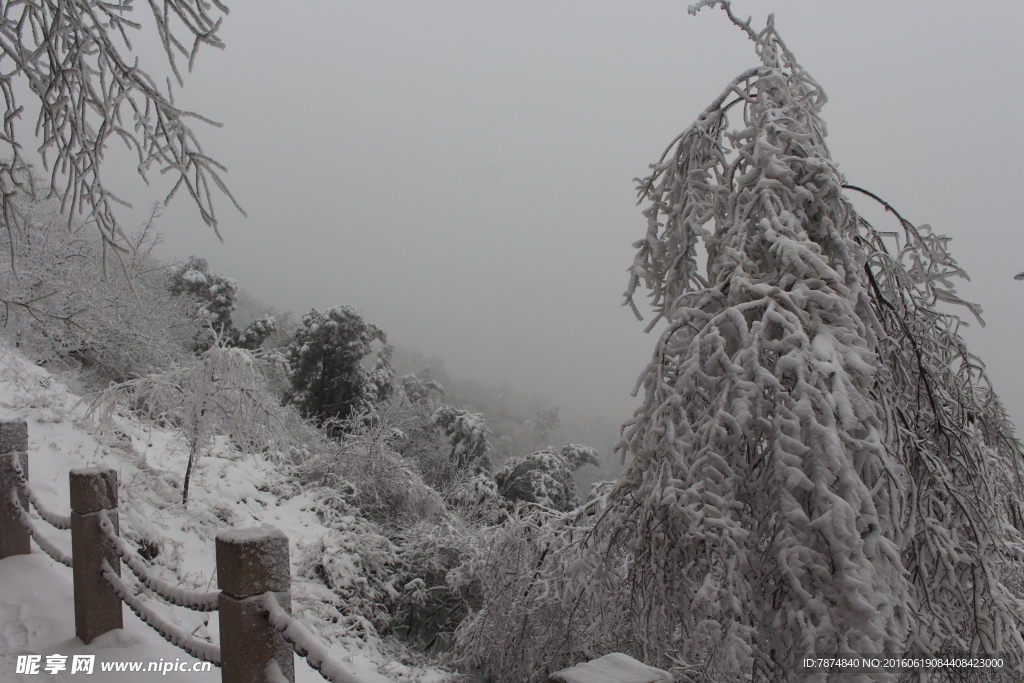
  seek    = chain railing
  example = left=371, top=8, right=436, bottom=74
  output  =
left=6, top=487, right=73, bottom=567
left=97, top=511, right=219, bottom=612
left=7, top=450, right=71, bottom=529
left=0, top=420, right=368, bottom=683
left=261, top=591, right=363, bottom=683
left=99, top=558, right=222, bottom=664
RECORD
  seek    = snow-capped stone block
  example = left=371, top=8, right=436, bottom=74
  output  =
left=70, top=467, right=122, bottom=643
left=216, top=524, right=290, bottom=598
left=0, top=419, right=27, bottom=453
left=217, top=525, right=294, bottom=682
left=219, top=592, right=295, bottom=683
left=548, top=653, right=673, bottom=683
left=70, top=466, right=118, bottom=513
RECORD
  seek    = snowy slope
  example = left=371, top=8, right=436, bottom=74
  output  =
left=0, top=342, right=444, bottom=682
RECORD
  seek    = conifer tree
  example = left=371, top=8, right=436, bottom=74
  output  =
left=283, top=306, right=394, bottom=429
left=168, top=256, right=276, bottom=352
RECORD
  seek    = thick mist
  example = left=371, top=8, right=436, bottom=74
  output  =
left=94, top=1, right=1024, bottom=433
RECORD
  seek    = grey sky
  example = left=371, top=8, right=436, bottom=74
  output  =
left=101, top=1, right=1024, bottom=426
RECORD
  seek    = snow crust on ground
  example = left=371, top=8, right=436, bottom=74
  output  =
left=0, top=342, right=447, bottom=682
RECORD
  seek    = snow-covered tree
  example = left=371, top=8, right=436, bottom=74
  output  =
left=82, top=343, right=287, bottom=505
left=448, top=471, right=501, bottom=508
left=0, top=1, right=239, bottom=276
left=283, top=306, right=394, bottom=429
left=169, top=256, right=237, bottom=337
left=232, top=315, right=278, bottom=351
left=495, top=444, right=599, bottom=512
left=168, top=256, right=276, bottom=352
left=401, top=372, right=445, bottom=407
left=458, top=4, right=1024, bottom=680
left=534, top=405, right=561, bottom=438
left=431, top=405, right=493, bottom=473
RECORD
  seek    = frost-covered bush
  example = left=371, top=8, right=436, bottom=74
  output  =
left=296, top=402, right=442, bottom=524
left=447, top=471, right=500, bottom=508
left=388, top=518, right=489, bottom=653
left=295, top=491, right=491, bottom=656
left=494, top=444, right=599, bottom=512
left=453, top=504, right=612, bottom=681
left=385, top=371, right=460, bottom=496
left=0, top=196, right=197, bottom=382
left=387, top=376, right=503, bottom=513
left=81, top=343, right=289, bottom=504
left=283, top=306, right=395, bottom=429
left=400, top=372, right=444, bottom=407
left=426, top=405, right=500, bottom=510
left=296, top=490, right=401, bottom=635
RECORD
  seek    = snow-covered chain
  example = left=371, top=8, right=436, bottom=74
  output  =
left=100, top=560, right=221, bottom=666
left=8, top=490, right=72, bottom=567
left=8, top=451, right=71, bottom=529
left=260, top=592, right=363, bottom=683
left=97, top=512, right=218, bottom=612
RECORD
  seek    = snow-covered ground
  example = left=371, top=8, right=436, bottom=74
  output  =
left=0, top=342, right=445, bottom=682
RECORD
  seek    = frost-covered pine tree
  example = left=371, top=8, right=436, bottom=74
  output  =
left=283, top=306, right=394, bottom=429
left=169, top=256, right=239, bottom=340
left=401, top=373, right=445, bottom=407
left=458, top=4, right=1024, bottom=681
left=168, top=256, right=276, bottom=352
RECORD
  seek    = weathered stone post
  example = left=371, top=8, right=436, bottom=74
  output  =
left=0, top=420, right=30, bottom=559
left=217, top=524, right=294, bottom=683
left=70, top=466, right=123, bottom=643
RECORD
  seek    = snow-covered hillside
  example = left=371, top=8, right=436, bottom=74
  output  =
left=0, top=342, right=447, bottom=682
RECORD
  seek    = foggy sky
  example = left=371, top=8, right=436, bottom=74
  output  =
left=98, top=1, right=1024, bottom=427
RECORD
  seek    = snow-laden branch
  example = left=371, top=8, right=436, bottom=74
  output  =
left=8, top=490, right=72, bottom=568
left=8, top=452, right=71, bottom=530
left=97, top=512, right=218, bottom=612
left=260, top=592, right=364, bottom=683
left=100, top=560, right=221, bottom=665
left=0, top=0, right=240, bottom=278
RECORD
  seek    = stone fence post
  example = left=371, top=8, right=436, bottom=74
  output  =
left=217, top=524, right=294, bottom=683
left=0, top=420, right=29, bottom=559
left=70, top=466, right=122, bottom=643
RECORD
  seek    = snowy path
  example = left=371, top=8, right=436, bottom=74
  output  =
left=0, top=344, right=413, bottom=682
left=0, top=550, right=397, bottom=682
left=0, top=553, right=218, bottom=682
